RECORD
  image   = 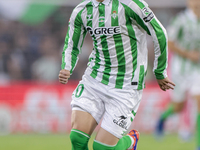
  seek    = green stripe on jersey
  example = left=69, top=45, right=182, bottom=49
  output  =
left=87, top=3, right=100, bottom=79
left=61, top=25, right=70, bottom=69
left=112, top=0, right=125, bottom=89
left=100, top=3, right=111, bottom=85
left=122, top=4, right=137, bottom=81
left=90, top=4, right=102, bottom=79
left=138, top=65, right=145, bottom=90
left=133, top=0, right=145, bottom=9
left=86, top=2, right=95, bottom=62
left=86, top=2, right=93, bottom=27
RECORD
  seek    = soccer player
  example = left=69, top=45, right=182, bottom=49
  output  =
left=59, top=0, right=175, bottom=149
left=155, top=0, right=200, bottom=149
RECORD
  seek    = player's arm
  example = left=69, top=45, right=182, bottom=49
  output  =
left=168, top=40, right=200, bottom=63
left=141, top=6, right=168, bottom=81
left=59, top=7, right=87, bottom=84
left=128, top=0, right=175, bottom=90
left=145, top=16, right=176, bottom=90
left=147, top=12, right=175, bottom=91
left=146, top=14, right=176, bottom=91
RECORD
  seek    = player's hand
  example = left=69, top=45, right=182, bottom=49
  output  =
left=157, top=77, right=175, bottom=91
left=59, top=69, right=70, bottom=84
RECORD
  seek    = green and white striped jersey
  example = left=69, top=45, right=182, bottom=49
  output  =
left=167, top=9, right=200, bottom=76
left=62, top=0, right=168, bottom=89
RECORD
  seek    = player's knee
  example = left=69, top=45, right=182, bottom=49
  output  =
left=70, top=129, right=90, bottom=150
left=93, top=140, right=115, bottom=150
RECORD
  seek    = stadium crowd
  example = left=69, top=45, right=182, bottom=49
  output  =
left=0, top=7, right=93, bottom=83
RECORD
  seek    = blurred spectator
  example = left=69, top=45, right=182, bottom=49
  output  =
left=0, top=40, right=10, bottom=83
left=31, top=36, right=60, bottom=82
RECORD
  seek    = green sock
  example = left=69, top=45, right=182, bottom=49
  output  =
left=93, top=140, right=115, bottom=150
left=115, top=135, right=132, bottom=150
left=160, top=105, right=174, bottom=121
left=70, top=129, right=90, bottom=150
left=197, top=113, right=200, bottom=147
left=93, top=135, right=132, bottom=150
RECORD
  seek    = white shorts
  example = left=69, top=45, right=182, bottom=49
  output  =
left=71, top=75, right=143, bottom=138
left=170, top=72, right=200, bottom=102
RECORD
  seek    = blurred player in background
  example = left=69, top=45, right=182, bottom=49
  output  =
left=59, top=0, right=175, bottom=149
left=155, top=0, right=200, bottom=149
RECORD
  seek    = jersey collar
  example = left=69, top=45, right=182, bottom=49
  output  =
left=92, top=0, right=111, bottom=7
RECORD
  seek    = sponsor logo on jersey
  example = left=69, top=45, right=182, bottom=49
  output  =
left=113, top=115, right=128, bottom=130
left=86, top=26, right=121, bottom=36
left=111, top=10, right=118, bottom=19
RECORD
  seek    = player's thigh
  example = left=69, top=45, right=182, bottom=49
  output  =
left=96, top=89, right=143, bottom=144
left=71, top=110, right=97, bottom=135
left=70, top=75, right=105, bottom=135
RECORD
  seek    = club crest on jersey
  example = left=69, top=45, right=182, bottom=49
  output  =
left=111, top=10, right=118, bottom=19
left=99, top=16, right=105, bottom=23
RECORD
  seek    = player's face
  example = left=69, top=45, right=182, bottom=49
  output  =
left=188, top=0, right=200, bottom=18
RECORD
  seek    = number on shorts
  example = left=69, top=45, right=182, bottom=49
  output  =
left=75, top=84, right=84, bottom=98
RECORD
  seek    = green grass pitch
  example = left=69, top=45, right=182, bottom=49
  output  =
left=0, top=133, right=195, bottom=150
